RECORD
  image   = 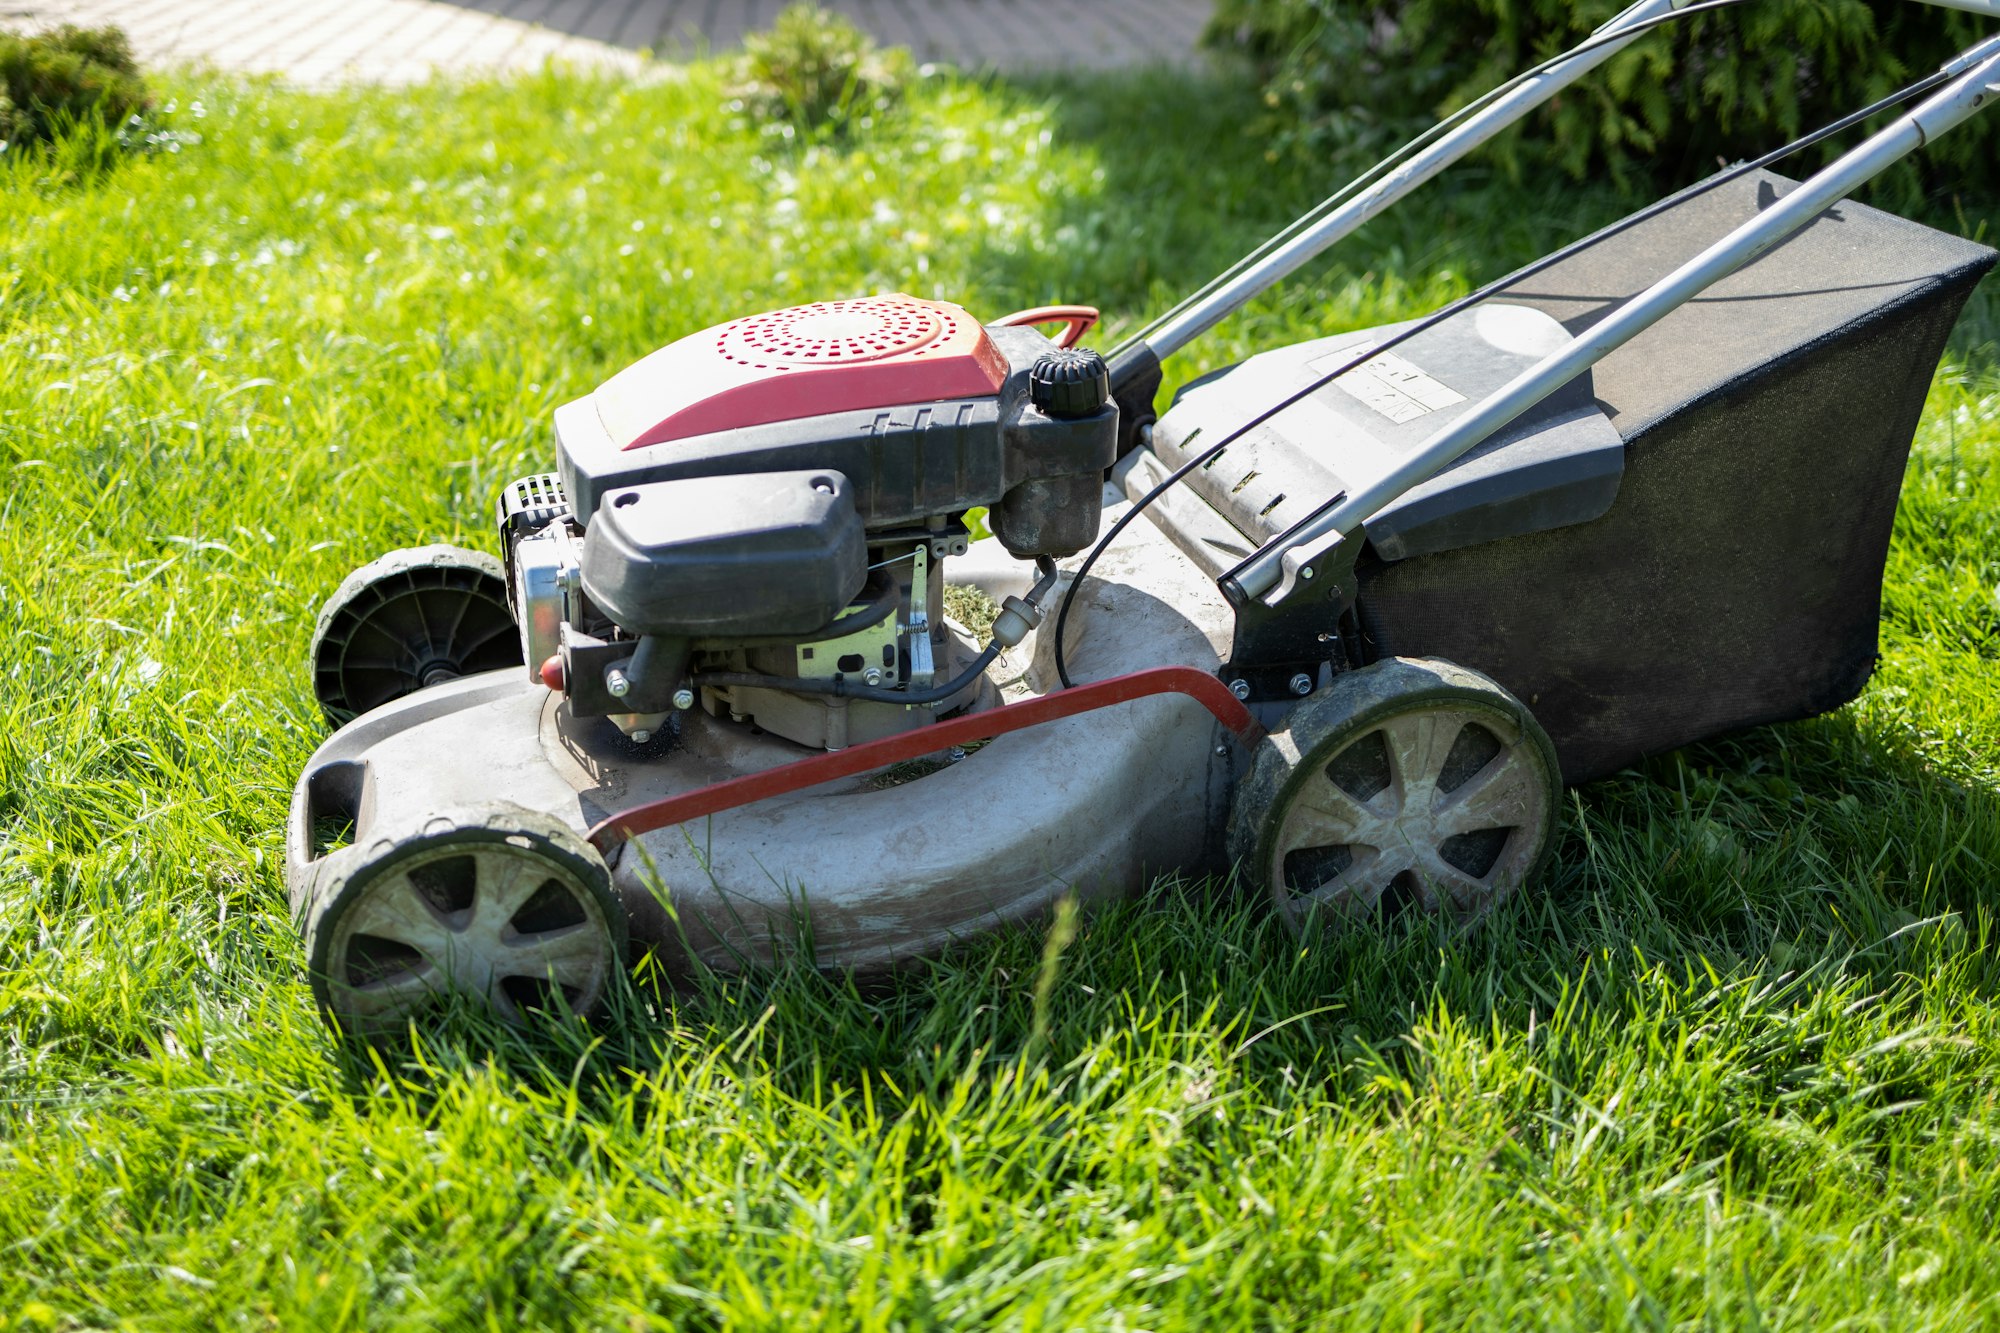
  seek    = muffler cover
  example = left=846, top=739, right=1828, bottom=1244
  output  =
left=580, top=470, right=866, bottom=637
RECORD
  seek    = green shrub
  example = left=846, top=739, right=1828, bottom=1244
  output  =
left=729, top=3, right=913, bottom=136
left=1205, top=0, right=1997, bottom=198
left=0, top=23, right=151, bottom=152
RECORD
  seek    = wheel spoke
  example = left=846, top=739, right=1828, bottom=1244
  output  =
left=454, top=621, right=518, bottom=653
left=1435, top=750, right=1542, bottom=837
left=341, top=885, right=454, bottom=953
left=443, top=588, right=476, bottom=648
left=406, top=584, right=436, bottom=664
left=470, top=849, right=555, bottom=936
left=1285, top=844, right=1413, bottom=913
left=354, top=618, right=423, bottom=672
left=1415, top=852, right=1503, bottom=913
left=336, top=657, right=416, bottom=674
left=501, top=922, right=607, bottom=984
left=335, top=960, right=444, bottom=1018
left=1281, top=772, right=1377, bottom=848
left=1379, top=712, right=1462, bottom=814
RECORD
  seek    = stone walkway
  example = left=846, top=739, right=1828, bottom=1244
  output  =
left=7, top=0, right=1210, bottom=85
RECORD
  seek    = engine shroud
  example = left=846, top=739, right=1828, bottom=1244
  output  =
left=553, top=295, right=1116, bottom=557
left=581, top=471, right=867, bottom=639
left=508, top=294, right=1119, bottom=752
left=595, top=294, right=1010, bottom=449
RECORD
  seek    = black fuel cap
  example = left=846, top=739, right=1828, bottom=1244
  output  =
left=1029, top=347, right=1110, bottom=419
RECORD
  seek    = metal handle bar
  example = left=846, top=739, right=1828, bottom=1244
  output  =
left=1223, top=33, right=2000, bottom=606
left=1108, top=0, right=2000, bottom=387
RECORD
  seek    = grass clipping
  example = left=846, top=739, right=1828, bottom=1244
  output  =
left=867, top=584, right=1001, bottom=789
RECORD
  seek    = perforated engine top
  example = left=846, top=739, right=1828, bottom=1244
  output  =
left=720, top=297, right=951, bottom=366
left=587, top=294, right=1010, bottom=451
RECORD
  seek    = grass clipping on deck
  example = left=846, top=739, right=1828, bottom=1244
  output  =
left=863, top=583, right=1000, bottom=790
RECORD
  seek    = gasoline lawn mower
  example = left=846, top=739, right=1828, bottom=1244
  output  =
left=288, top=0, right=2000, bottom=1030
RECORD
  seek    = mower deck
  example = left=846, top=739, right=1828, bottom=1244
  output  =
left=288, top=500, right=1238, bottom=976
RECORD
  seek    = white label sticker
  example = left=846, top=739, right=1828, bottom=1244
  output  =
left=1315, top=349, right=1466, bottom=424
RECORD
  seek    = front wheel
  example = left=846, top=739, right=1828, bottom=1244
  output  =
left=300, top=804, right=627, bottom=1033
left=1227, top=656, right=1561, bottom=930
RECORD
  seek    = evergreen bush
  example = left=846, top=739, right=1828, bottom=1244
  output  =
left=729, top=4, right=914, bottom=137
left=0, top=24, right=151, bottom=153
left=1205, top=0, right=1996, bottom=198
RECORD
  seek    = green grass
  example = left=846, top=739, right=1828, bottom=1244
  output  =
left=2, top=57, right=2000, bottom=1330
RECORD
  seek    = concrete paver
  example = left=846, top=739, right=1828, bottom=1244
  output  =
left=8, top=0, right=1206, bottom=86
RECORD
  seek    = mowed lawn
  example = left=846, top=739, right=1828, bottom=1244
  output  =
left=3, top=56, right=2000, bottom=1330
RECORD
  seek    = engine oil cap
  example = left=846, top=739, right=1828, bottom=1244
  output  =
left=1029, top=347, right=1110, bottom=419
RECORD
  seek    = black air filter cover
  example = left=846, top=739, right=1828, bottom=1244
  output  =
left=1352, top=169, right=1995, bottom=781
left=580, top=470, right=866, bottom=638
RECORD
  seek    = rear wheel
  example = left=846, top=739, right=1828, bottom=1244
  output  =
left=303, top=805, right=626, bottom=1033
left=1228, top=656, right=1560, bottom=930
left=310, top=544, right=520, bottom=726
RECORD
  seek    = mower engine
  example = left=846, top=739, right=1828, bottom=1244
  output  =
left=498, top=295, right=1116, bottom=750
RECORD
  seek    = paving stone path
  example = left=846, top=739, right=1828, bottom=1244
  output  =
left=9, top=0, right=1210, bottom=86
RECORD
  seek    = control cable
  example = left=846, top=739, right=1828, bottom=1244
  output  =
left=1118, top=0, right=1762, bottom=363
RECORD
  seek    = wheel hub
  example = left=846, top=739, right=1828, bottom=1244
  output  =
left=326, top=841, right=615, bottom=1026
left=1230, top=657, right=1561, bottom=930
left=1274, top=705, right=1547, bottom=917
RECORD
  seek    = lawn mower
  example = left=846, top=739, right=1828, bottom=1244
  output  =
left=287, top=0, right=2000, bottom=1030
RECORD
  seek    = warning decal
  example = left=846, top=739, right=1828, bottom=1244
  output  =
left=1318, top=350, right=1466, bottom=425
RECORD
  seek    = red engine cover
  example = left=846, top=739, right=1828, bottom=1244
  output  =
left=590, top=294, right=1009, bottom=451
